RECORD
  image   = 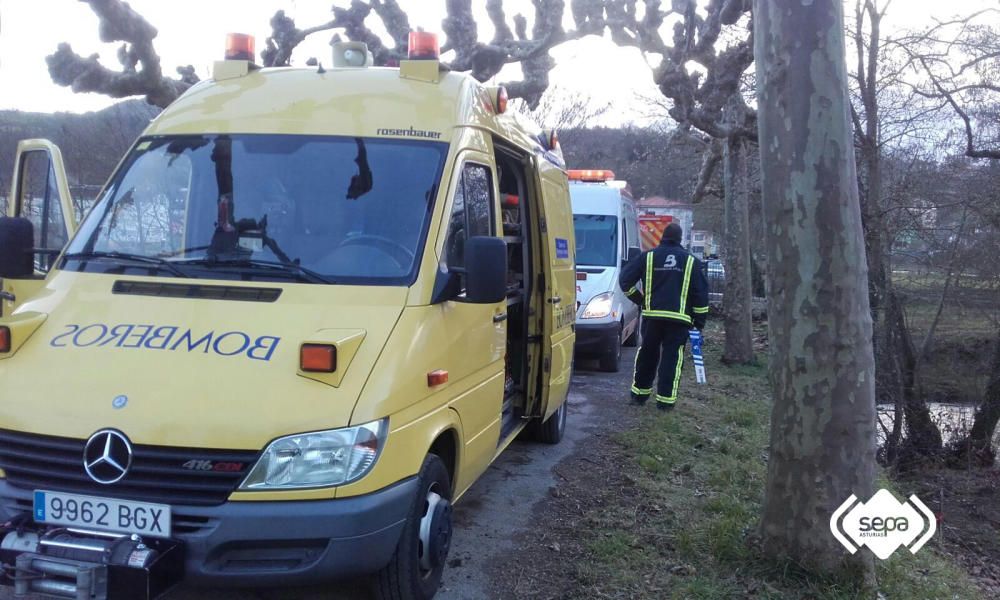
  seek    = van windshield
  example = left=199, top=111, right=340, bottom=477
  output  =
left=573, top=214, right=618, bottom=267
left=63, top=135, right=447, bottom=285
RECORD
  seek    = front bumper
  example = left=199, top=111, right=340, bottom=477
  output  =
left=573, top=320, right=620, bottom=356
left=0, top=476, right=417, bottom=587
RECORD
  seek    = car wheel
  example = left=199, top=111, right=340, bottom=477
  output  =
left=372, top=455, right=453, bottom=600
left=533, top=399, right=568, bottom=444
left=599, top=327, right=622, bottom=372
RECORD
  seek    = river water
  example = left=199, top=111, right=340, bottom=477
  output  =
left=876, top=402, right=995, bottom=445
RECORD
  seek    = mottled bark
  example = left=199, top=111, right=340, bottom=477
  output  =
left=722, top=135, right=754, bottom=364
left=754, top=0, right=877, bottom=581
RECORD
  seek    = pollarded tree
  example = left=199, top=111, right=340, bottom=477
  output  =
left=754, top=0, right=877, bottom=584
left=47, top=0, right=586, bottom=109
left=599, top=0, right=758, bottom=365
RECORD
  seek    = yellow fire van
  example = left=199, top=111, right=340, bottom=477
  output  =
left=0, top=33, right=575, bottom=600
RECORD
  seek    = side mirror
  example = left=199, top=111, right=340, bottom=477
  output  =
left=0, top=217, right=34, bottom=278
left=465, top=236, right=507, bottom=304
left=627, top=246, right=642, bottom=262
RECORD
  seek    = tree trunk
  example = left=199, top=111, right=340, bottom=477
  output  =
left=861, top=140, right=898, bottom=408
left=881, top=288, right=907, bottom=464
left=948, top=330, right=1000, bottom=465
left=754, top=0, right=877, bottom=583
left=722, top=135, right=755, bottom=364
left=897, top=210, right=969, bottom=464
left=891, top=289, right=943, bottom=466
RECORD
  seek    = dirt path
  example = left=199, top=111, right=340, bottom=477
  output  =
left=440, top=354, right=635, bottom=599
left=2, top=353, right=635, bottom=600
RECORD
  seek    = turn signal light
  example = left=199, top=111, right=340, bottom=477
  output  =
left=495, top=87, right=508, bottom=114
left=427, top=370, right=449, bottom=387
left=0, top=327, right=9, bottom=353
left=408, top=31, right=440, bottom=60
left=576, top=272, right=587, bottom=281
left=225, top=33, right=256, bottom=61
left=301, top=344, right=337, bottom=373
left=568, top=169, right=616, bottom=182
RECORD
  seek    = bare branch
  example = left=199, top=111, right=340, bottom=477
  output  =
left=46, top=0, right=196, bottom=108
left=917, top=56, right=1000, bottom=160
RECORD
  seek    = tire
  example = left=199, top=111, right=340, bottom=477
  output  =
left=533, top=399, right=568, bottom=445
left=599, top=327, right=622, bottom=372
left=623, top=317, right=640, bottom=347
left=372, top=455, right=453, bottom=600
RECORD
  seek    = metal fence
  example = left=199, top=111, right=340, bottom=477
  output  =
left=703, top=261, right=725, bottom=303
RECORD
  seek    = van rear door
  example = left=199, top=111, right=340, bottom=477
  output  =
left=532, top=157, right=575, bottom=420
left=2, top=140, right=76, bottom=316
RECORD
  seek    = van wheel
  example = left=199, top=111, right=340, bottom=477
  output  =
left=533, top=400, right=568, bottom=444
left=623, top=318, right=640, bottom=347
left=372, top=455, right=453, bottom=600
left=599, top=328, right=622, bottom=372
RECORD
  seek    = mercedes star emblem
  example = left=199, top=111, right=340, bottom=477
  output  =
left=83, top=429, right=133, bottom=484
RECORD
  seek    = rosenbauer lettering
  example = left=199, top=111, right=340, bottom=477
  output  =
left=49, top=323, right=280, bottom=361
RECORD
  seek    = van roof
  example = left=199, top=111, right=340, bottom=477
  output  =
left=570, top=183, right=630, bottom=217
left=144, top=66, right=553, bottom=159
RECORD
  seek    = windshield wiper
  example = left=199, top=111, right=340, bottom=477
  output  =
left=176, top=258, right=336, bottom=284
left=62, top=251, right=190, bottom=279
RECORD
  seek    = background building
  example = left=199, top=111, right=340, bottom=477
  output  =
left=690, top=230, right=719, bottom=258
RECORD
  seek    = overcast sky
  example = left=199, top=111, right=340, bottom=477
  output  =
left=0, top=0, right=994, bottom=124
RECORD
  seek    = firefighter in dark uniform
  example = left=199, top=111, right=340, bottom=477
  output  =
left=619, top=223, right=709, bottom=410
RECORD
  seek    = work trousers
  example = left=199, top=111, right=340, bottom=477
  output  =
left=631, top=318, right=690, bottom=405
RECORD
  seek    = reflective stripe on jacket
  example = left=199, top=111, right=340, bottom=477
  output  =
left=618, top=241, right=709, bottom=325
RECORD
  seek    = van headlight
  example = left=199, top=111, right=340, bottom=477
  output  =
left=240, top=419, right=388, bottom=490
left=581, top=292, right=614, bottom=319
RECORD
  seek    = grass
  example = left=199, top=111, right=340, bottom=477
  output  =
left=577, top=324, right=982, bottom=599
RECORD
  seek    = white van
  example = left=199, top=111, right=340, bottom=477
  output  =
left=569, top=170, right=641, bottom=372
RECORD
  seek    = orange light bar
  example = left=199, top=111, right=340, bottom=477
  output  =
left=567, top=169, right=615, bottom=182
left=408, top=31, right=440, bottom=60
left=225, top=33, right=256, bottom=61
left=300, top=344, right=336, bottom=373
left=427, top=369, right=449, bottom=387
left=0, top=327, right=9, bottom=353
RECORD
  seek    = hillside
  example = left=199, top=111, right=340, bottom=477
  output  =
left=0, top=100, right=160, bottom=196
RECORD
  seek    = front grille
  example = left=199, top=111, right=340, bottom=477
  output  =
left=0, top=429, right=260, bottom=506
